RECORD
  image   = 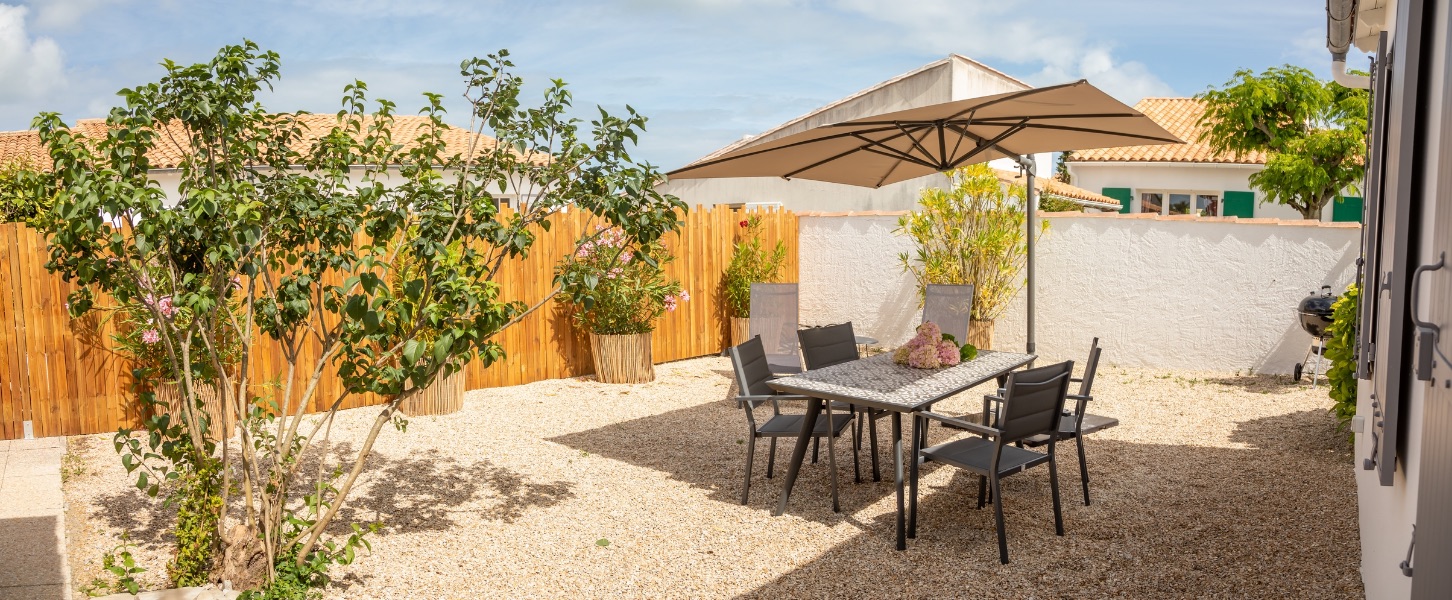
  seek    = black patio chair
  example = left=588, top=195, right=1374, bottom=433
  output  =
left=909, top=360, right=1074, bottom=564
left=1021, top=339, right=1119, bottom=505
left=798, top=322, right=891, bottom=482
left=922, top=283, right=974, bottom=344
left=748, top=283, right=802, bottom=375
left=730, top=336, right=858, bottom=510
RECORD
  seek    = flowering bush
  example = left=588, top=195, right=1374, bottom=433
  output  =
left=722, top=214, right=787, bottom=318
left=893, top=321, right=977, bottom=369
left=111, top=270, right=243, bottom=383
left=558, top=225, right=688, bottom=335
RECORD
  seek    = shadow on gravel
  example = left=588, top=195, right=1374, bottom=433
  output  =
left=733, top=409, right=1361, bottom=599
left=1203, top=374, right=1307, bottom=395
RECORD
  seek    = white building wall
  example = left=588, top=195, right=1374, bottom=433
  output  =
left=798, top=213, right=1360, bottom=373
left=1068, top=161, right=1342, bottom=221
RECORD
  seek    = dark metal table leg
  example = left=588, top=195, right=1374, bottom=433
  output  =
left=893, top=411, right=906, bottom=551
left=774, top=397, right=822, bottom=517
left=909, top=413, right=919, bottom=539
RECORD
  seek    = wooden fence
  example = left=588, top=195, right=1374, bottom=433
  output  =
left=0, top=205, right=798, bottom=440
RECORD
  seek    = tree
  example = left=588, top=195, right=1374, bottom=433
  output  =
left=32, top=42, right=683, bottom=594
left=0, top=159, right=51, bottom=225
left=1196, top=65, right=1368, bottom=219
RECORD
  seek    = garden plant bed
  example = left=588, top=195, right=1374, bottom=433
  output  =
left=62, top=357, right=1361, bottom=598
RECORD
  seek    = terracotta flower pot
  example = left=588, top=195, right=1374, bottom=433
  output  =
left=968, top=319, right=995, bottom=350
left=154, top=382, right=233, bottom=441
left=590, top=332, right=655, bottom=383
left=400, top=368, right=466, bottom=416
left=729, top=317, right=751, bottom=348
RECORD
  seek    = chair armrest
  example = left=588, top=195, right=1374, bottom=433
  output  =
left=1070, top=377, right=1084, bottom=383
left=1068, top=393, right=1091, bottom=402
left=737, top=394, right=814, bottom=408
left=920, top=411, right=999, bottom=438
left=983, top=394, right=1004, bottom=403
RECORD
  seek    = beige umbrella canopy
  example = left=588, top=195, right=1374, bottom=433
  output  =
left=668, top=79, right=1182, bottom=353
left=669, top=79, right=1179, bottom=188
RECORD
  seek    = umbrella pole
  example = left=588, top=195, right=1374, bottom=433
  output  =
left=1022, top=156, right=1037, bottom=355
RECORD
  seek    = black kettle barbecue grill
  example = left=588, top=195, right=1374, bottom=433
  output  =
left=1294, top=285, right=1338, bottom=386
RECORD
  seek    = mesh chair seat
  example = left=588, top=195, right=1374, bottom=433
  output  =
left=1022, top=413, right=1120, bottom=446
left=922, top=437, right=1051, bottom=476
left=758, top=412, right=856, bottom=437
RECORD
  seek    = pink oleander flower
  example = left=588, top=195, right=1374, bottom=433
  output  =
left=619, top=252, right=632, bottom=264
left=664, top=295, right=678, bottom=312
left=936, top=340, right=961, bottom=366
left=230, top=275, right=242, bottom=289
left=678, top=289, right=690, bottom=302
left=141, top=329, right=161, bottom=344
left=157, top=296, right=177, bottom=318
left=907, top=343, right=941, bottom=369
left=606, top=266, right=623, bottom=279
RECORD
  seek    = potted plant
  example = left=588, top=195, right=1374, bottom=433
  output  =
left=722, top=214, right=787, bottom=347
left=389, top=238, right=468, bottom=416
left=559, top=226, right=688, bottom=383
left=896, top=164, right=1047, bottom=349
left=112, top=273, right=243, bottom=440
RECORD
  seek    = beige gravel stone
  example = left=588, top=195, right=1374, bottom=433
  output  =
left=64, top=357, right=1362, bottom=598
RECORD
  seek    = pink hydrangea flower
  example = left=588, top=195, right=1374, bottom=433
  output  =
left=916, top=321, right=941, bottom=341
left=893, top=346, right=912, bottom=365
left=141, top=329, right=161, bottom=344
left=936, top=340, right=961, bottom=366
left=907, top=343, right=941, bottom=369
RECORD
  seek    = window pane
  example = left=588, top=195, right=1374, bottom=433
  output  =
left=1140, top=192, right=1162, bottom=214
left=1168, top=193, right=1192, bottom=215
left=1197, top=194, right=1219, bottom=217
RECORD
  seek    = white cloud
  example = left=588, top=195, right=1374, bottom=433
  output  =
left=829, top=0, right=1174, bottom=103
left=29, top=0, right=122, bottom=28
left=0, top=5, right=65, bottom=102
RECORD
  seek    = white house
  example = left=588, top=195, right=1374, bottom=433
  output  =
left=1065, top=97, right=1364, bottom=223
left=659, top=54, right=1120, bottom=213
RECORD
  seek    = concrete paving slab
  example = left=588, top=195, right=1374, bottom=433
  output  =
left=0, top=475, right=65, bottom=516
left=0, top=515, right=67, bottom=588
left=0, top=440, right=11, bottom=452
left=4, top=448, right=63, bottom=478
left=0, top=583, right=67, bottom=600
left=9, top=438, right=62, bottom=451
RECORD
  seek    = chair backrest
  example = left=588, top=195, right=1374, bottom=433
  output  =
left=798, top=322, right=859, bottom=371
left=749, top=283, right=800, bottom=372
left=922, top=284, right=974, bottom=343
left=998, top=360, right=1074, bottom=444
left=728, top=336, right=776, bottom=398
left=1079, top=338, right=1102, bottom=398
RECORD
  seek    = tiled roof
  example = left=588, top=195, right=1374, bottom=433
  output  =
left=0, top=114, right=504, bottom=170
left=993, top=168, right=1121, bottom=210
left=1068, top=98, right=1267, bottom=164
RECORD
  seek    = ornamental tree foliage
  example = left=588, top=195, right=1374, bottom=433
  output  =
left=1196, top=65, right=1369, bottom=219
left=32, top=42, right=683, bottom=592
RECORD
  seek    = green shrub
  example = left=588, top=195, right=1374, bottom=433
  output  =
left=1324, top=285, right=1359, bottom=428
left=721, top=215, right=787, bottom=318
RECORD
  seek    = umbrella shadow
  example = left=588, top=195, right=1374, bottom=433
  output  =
left=734, top=409, right=1360, bottom=599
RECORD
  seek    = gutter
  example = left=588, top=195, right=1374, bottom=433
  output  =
left=1327, top=0, right=1372, bottom=89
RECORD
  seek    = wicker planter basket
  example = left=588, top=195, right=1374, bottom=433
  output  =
left=969, top=319, right=995, bottom=350
left=154, top=382, right=233, bottom=441
left=399, top=368, right=466, bottom=417
left=590, top=332, right=655, bottom=384
left=729, top=317, right=751, bottom=348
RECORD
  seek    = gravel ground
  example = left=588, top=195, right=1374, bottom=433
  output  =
left=63, top=357, right=1362, bottom=599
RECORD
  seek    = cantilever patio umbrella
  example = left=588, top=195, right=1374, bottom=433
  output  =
left=668, top=79, right=1181, bottom=353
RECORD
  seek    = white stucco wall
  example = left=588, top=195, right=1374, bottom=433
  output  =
left=1067, top=162, right=1344, bottom=221
left=798, top=212, right=1360, bottom=373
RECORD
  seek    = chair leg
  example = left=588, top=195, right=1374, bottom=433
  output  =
left=1077, top=436, right=1092, bottom=506
left=766, top=438, right=777, bottom=479
left=908, top=415, right=920, bottom=539
left=825, top=405, right=841, bottom=513
left=977, top=475, right=987, bottom=509
left=812, top=437, right=820, bottom=464
left=742, top=438, right=756, bottom=505
left=991, top=474, right=1009, bottom=564
left=852, top=412, right=862, bottom=484
left=869, top=415, right=881, bottom=482
left=1049, top=452, right=1065, bottom=536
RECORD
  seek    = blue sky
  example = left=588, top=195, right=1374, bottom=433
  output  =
left=0, top=0, right=1357, bottom=169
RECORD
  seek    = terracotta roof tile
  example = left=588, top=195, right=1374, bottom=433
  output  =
left=1068, top=98, right=1267, bottom=164
left=0, top=114, right=504, bottom=170
left=993, top=168, right=1121, bottom=210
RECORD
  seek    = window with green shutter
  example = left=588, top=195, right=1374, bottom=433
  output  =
left=1222, top=191, right=1255, bottom=218
left=1101, top=187, right=1133, bottom=214
left=1332, top=196, right=1364, bottom=223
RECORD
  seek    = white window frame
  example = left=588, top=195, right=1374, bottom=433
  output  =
left=1134, top=189, right=1223, bottom=216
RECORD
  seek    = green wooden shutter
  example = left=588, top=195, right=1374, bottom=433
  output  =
left=1222, top=191, right=1255, bottom=218
left=1332, top=196, right=1364, bottom=223
left=1101, top=187, right=1133, bottom=214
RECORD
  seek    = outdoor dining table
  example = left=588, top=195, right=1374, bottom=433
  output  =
left=766, top=349, right=1037, bottom=550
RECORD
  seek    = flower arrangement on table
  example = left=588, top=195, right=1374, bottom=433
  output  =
left=558, top=225, right=689, bottom=335
left=893, top=321, right=978, bottom=369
